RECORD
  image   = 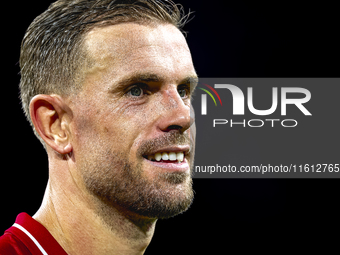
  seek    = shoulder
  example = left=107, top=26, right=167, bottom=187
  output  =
left=1, top=213, right=68, bottom=255
left=0, top=232, right=31, bottom=255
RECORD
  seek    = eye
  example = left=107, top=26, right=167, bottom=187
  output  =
left=128, top=86, right=144, bottom=97
left=178, top=86, right=189, bottom=98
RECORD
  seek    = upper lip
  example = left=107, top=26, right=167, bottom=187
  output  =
left=143, top=145, right=190, bottom=156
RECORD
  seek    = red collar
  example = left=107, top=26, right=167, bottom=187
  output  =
left=5, top=213, right=68, bottom=255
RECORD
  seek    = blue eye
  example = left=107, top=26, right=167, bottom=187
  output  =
left=129, top=87, right=143, bottom=97
left=178, top=85, right=190, bottom=98
left=178, top=88, right=187, bottom=98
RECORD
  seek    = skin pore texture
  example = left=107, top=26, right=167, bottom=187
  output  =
left=30, top=22, right=197, bottom=255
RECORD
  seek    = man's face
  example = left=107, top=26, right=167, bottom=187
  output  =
left=68, top=22, right=197, bottom=219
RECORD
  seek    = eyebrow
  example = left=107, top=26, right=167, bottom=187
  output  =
left=113, top=72, right=199, bottom=91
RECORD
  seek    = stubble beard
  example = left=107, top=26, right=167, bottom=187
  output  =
left=81, top=133, right=194, bottom=220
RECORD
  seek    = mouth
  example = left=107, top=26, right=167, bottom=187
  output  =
left=141, top=145, right=191, bottom=173
left=143, top=151, right=185, bottom=164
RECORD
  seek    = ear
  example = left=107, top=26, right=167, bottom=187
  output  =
left=29, top=94, right=73, bottom=155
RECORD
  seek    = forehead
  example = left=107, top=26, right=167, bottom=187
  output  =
left=83, top=22, right=195, bottom=84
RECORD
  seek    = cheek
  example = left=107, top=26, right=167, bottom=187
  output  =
left=71, top=94, right=163, bottom=160
left=74, top=105, right=144, bottom=156
left=102, top=105, right=147, bottom=142
left=70, top=98, right=111, bottom=153
left=104, top=98, right=160, bottom=131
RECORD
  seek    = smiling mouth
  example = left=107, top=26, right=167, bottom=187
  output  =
left=143, top=151, right=185, bottom=163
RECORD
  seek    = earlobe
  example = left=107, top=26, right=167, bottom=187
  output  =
left=29, top=95, right=73, bottom=155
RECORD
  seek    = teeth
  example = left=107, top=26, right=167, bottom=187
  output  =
left=155, top=153, right=162, bottom=161
left=161, top=152, right=169, bottom=160
left=169, top=152, right=176, bottom=160
left=149, top=152, right=184, bottom=162
left=176, top=152, right=184, bottom=162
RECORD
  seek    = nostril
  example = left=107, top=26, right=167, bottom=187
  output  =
left=166, top=125, right=182, bottom=132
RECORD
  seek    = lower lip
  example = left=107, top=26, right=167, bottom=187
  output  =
left=143, top=157, right=190, bottom=173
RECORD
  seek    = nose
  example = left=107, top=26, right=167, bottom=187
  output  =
left=156, top=88, right=194, bottom=134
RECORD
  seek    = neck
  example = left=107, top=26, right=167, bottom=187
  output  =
left=33, top=159, right=156, bottom=255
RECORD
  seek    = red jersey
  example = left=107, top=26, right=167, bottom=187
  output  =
left=0, top=213, right=68, bottom=255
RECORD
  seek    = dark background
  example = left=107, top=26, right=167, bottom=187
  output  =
left=2, top=0, right=339, bottom=253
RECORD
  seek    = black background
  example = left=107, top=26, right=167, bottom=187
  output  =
left=2, top=0, right=339, bottom=253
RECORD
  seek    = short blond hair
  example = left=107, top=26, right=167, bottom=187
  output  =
left=19, top=0, right=191, bottom=145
